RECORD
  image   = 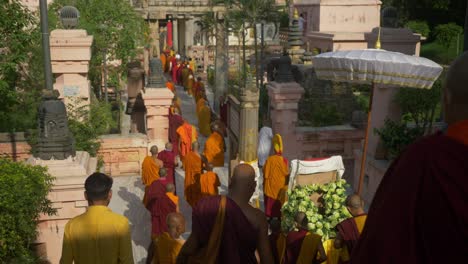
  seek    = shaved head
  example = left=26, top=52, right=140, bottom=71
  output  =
left=166, top=183, right=175, bottom=193
left=166, top=212, right=185, bottom=230
left=231, top=164, right=256, bottom=188
left=346, top=194, right=364, bottom=209
left=150, top=145, right=158, bottom=155
left=205, top=162, right=214, bottom=171
left=159, top=167, right=167, bottom=177
left=165, top=142, right=173, bottom=151
left=295, top=212, right=308, bottom=228
left=444, top=51, right=468, bottom=124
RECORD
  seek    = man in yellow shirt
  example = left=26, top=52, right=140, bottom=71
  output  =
left=60, top=173, right=134, bottom=264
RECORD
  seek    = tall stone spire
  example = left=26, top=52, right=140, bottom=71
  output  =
left=288, top=8, right=305, bottom=64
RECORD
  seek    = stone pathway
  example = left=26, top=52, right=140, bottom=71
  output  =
left=108, top=83, right=230, bottom=263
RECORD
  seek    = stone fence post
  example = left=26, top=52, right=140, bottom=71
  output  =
left=268, top=81, right=304, bottom=161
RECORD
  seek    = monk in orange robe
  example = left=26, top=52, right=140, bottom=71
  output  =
left=177, top=164, right=274, bottom=264
left=166, top=80, right=175, bottom=93
left=142, top=145, right=164, bottom=206
left=351, top=53, right=468, bottom=264
left=284, top=212, right=327, bottom=264
left=183, top=142, right=203, bottom=207
left=263, top=134, right=289, bottom=218
left=176, top=120, right=198, bottom=162
left=187, top=73, right=195, bottom=96
left=193, top=77, right=205, bottom=103
left=165, top=183, right=179, bottom=212
left=151, top=212, right=186, bottom=264
left=160, top=52, right=167, bottom=73
left=334, top=194, right=367, bottom=262
left=198, top=101, right=212, bottom=137
left=199, top=163, right=220, bottom=201
left=203, top=122, right=225, bottom=167
left=269, top=218, right=286, bottom=264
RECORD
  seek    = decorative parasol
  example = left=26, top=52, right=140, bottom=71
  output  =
left=311, top=48, right=443, bottom=194
left=167, top=20, right=173, bottom=48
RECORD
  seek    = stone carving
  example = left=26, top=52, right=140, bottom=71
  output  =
left=288, top=9, right=305, bottom=64
left=194, top=30, right=202, bottom=45
left=60, top=6, right=80, bottom=29
left=147, top=57, right=166, bottom=88
left=275, top=52, right=295, bottom=83
left=35, top=90, right=75, bottom=160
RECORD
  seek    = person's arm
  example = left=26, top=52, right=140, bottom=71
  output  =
left=315, top=242, right=327, bottom=264
left=176, top=232, right=201, bottom=264
left=119, top=219, right=135, bottom=264
left=59, top=223, right=73, bottom=264
left=256, top=212, right=274, bottom=264
left=334, top=232, right=343, bottom=249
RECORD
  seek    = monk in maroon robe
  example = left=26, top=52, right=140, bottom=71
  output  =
left=284, top=212, right=326, bottom=264
left=145, top=173, right=177, bottom=238
left=177, top=164, right=274, bottom=264
left=157, top=142, right=178, bottom=193
left=351, top=52, right=468, bottom=264
left=169, top=108, right=184, bottom=156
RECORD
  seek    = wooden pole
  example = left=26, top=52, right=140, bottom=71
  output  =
left=357, top=84, right=375, bottom=195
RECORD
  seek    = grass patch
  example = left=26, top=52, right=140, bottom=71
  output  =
left=421, top=34, right=464, bottom=65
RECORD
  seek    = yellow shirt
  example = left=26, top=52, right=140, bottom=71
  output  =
left=60, top=205, right=134, bottom=264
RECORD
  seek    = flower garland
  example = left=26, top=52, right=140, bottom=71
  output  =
left=281, top=179, right=351, bottom=241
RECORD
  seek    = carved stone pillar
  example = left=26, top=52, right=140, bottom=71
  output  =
left=142, top=87, right=174, bottom=150
left=238, top=81, right=260, bottom=162
left=50, top=29, right=93, bottom=110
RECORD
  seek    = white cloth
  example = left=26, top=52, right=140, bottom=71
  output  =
left=257, top=126, right=273, bottom=166
left=288, top=156, right=345, bottom=190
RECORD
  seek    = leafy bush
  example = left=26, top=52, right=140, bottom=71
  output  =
left=0, top=158, right=56, bottom=263
left=434, top=23, right=463, bottom=62
left=374, top=119, right=422, bottom=160
left=311, top=104, right=343, bottom=127
left=282, top=180, right=351, bottom=241
left=67, top=97, right=116, bottom=156
left=405, top=20, right=430, bottom=38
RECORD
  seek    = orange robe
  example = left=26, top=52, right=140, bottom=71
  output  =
left=263, top=155, right=288, bottom=218
left=160, top=53, right=167, bottom=72
left=198, top=104, right=212, bottom=137
left=142, top=156, right=161, bottom=206
left=166, top=192, right=179, bottom=212
left=183, top=151, right=203, bottom=207
left=203, top=131, right=225, bottom=167
left=200, top=171, right=220, bottom=199
left=176, top=123, right=197, bottom=160
left=166, top=81, right=175, bottom=93
left=284, top=230, right=322, bottom=264
left=153, top=232, right=184, bottom=264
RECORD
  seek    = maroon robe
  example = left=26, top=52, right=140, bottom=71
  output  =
left=168, top=112, right=184, bottom=156
left=192, top=196, right=258, bottom=263
left=157, top=150, right=177, bottom=193
left=336, top=215, right=365, bottom=260
left=351, top=133, right=468, bottom=264
left=145, top=180, right=177, bottom=237
left=284, top=229, right=308, bottom=264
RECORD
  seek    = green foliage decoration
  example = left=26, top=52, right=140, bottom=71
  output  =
left=67, top=97, right=116, bottom=156
left=281, top=180, right=352, bottom=241
left=374, top=118, right=422, bottom=160
left=405, top=20, right=431, bottom=38
left=0, top=158, right=56, bottom=263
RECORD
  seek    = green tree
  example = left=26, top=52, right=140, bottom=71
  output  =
left=405, top=20, right=430, bottom=38
left=0, top=1, right=39, bottom=131
left=0, top=158, right=56, bottom=263
left=48, top=0, right=148, bottom=98
left=434, top=23, right=463, bottom=60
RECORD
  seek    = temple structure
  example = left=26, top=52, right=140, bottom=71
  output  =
left=294, top=0, right=382, bottom=52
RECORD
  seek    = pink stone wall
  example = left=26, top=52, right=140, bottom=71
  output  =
left=98, top=134, right=149, bottom=176
left=0, top=133, right=32, bottom=161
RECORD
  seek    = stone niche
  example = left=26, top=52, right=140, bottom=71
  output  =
left=295, top=0, right=381, bottom=52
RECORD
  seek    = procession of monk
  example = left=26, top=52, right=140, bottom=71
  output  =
left=60, top=50, right=468, bottom=264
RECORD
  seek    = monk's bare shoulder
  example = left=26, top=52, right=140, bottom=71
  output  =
left=243, top=206, right=268, bottom=231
